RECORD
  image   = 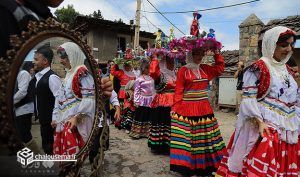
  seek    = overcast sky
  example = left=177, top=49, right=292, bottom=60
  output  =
left=51, top=0, right=300, bottom=50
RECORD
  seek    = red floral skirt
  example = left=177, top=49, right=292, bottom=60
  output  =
left=216, top=128, right=300, bottom=177
left=53, top=124, right=85, bottom=155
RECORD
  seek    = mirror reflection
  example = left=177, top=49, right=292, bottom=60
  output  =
left=13, top=37, right=96, bottom=157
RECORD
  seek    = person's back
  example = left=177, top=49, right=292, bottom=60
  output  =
left=0, top=0, right=57, bottom=58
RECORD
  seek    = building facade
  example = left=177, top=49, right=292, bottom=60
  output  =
left=75, top=16, right=156, bottom=63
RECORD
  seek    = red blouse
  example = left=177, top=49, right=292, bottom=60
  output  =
left=150, top=58, right=160, bottom=80
left=72, top=66, right=88, bottom=98
left=172, top=54, right=224, bottom=116
left=150, top=58, right=176, bottom=107
left=111, top=65, right=136, bottom=99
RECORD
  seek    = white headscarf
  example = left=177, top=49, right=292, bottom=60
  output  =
left=185, top=51, right=200, bottom=69
left=184, top=51, right=203, bottom=79
left=153, top=54, right=167, bottom=70
left=119, top=63, right=135, bottom=78
left=159, top=56, right=176, bottom=80
left=60, top=42, right=87, bottom=81
left=261, top=26, right=294, bottom=78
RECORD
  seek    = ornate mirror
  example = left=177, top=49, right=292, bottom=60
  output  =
left=0, top=18, right=108, bottom=177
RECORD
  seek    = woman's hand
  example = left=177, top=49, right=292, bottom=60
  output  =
left=51, top=120, right=57, bottom=128
left=213, top=49, right=220, bottom=55
left=66, top=116, right=78, bottom=129
left=101, top=77, right=113, bottom=97
left=114, top=106, right=121, bottom=122
left=256, top=118, right=270, bottom=137
left=170, top=111, right=176, bottom=117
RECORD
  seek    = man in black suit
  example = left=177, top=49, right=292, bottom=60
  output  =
left=33, top=45, right=62, bottom=154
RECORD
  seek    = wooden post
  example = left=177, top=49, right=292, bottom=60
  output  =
left=134, top=0, right=141, bottom=51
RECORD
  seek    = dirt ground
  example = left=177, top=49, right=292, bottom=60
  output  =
left=31, top=111, right=237, bottom=176
left=98, top=111, right=237, bottom=177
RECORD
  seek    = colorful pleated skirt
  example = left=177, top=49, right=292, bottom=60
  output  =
left=170, top=113, right=226, bottom=176
left=216, top=129, right=300, bottom=177
left=148, top=107, right=171, bottom=153
left=129, top=106, right=151, bottom=139
left=121, top=107, right=134, bottom=131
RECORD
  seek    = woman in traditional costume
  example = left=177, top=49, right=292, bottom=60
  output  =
left=129, top=59, right=155, bottom=138
left=170, top=37, right=226, bottom=176
left=148, top=51, right=177, bottom=153
left=52, top=42, right=95, bottom=155
left=216, top=26, right=300, bottom=177
left=121, top=80, right=136, bottom=133
left=111, top=56, right=136, bottom=129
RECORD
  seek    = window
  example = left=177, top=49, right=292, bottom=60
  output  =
left=295, top=39, right=300, bottom=48
left=117, top=37, right=126, bottom=52
left=139, top=40, right=148, bottom=50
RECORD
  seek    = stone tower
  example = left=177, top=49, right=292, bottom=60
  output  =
left=239, top=14, right=264, bottom=66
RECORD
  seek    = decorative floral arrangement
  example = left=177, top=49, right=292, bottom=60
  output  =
left=194, top=37, right=222, bottom=51
left=114, top=45, right=147, bottom=67
left=167, top=35, right=222, bottom=61
left=113, top=57, right=126, bottom=65
left=167, top=51, right=186, bottom=61
left=169, top=35, right=222, bottom=52
left=147, top=47, right=186, bottom=61
left=124, top=48, right=134, bottom=60
left=147, top=48, right=169, bottom=56
left=113, top=57, right=142, bottom=68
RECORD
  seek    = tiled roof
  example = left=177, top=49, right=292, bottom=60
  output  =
left=74, top=15, right=155, bottom=38
left=222, top=50, right=239, bottom=75
left=202, top=50, right=239, bottom=76
left=260, top=15, right=300, bottom=37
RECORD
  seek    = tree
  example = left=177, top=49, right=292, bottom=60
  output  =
left=89, top=10, right=104, bottom=19
left=114, top=18, right=124, bottom=24
left=54, top=5, right=81, bottom=25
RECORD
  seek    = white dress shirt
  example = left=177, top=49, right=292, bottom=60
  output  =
left=110, top=90, right=120, bottom=107
left=98, top=90, right=120, bottom=127
left=14, top=70, right=34, bottom=117
left=35, top=67, right=62, bottom=115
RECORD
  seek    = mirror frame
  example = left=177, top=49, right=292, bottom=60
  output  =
left=0, top=18, right=109, bottom=177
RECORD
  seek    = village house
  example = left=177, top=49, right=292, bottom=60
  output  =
left=70, top=14, right=299, bottom=110
left=74, top=15, right=156, bottom=64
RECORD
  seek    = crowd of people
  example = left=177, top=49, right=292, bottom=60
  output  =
left=13, top=25, right=298, bottom=177
left=98, top=26, right=300, bottom=177
left=14, top=42, right=113, bottom=166
left=97, top=34, right=227, bottom=176
left=3, top=1, right=300, bottom=176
